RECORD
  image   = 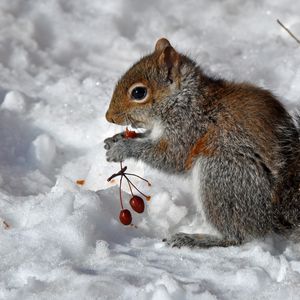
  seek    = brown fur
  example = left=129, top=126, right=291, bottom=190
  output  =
left=185, top=126, right=217, bottom=170
left=156, top=139, right=169, bottom=153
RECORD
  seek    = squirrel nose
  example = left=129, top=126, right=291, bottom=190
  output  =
left=106, top=111, right=115, bottom=123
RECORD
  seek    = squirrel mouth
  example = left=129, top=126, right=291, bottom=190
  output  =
left=127, top=115, right=144, bottom=129
left=131, top=122, right=143, bottom=129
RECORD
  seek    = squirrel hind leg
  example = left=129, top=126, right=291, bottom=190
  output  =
left=163, top=232, right=241, bottom=249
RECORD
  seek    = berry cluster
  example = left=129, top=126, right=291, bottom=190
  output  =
left=107, top=162, right=151, bottom=225
left=107, top=128, right=151, bottom=225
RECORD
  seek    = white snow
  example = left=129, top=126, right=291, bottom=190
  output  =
left=30, top=134, right=57, bottom=170
left=1, top=91, right=26, bottom=113
left=0, top=0, right=300, bottom=299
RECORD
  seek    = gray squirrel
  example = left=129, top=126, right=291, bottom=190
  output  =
left=104, top=38, right=300, bottom=248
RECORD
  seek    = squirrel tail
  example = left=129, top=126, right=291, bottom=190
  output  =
left=292, top=110, right=300, bottom=133
left=291, top=111, right=300, bottom=243
left=272, top=110, right=300, bottom=242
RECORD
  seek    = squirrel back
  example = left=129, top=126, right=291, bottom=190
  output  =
left=105, top=38, right=300, bottom=247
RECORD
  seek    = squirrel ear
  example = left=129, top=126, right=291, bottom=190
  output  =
left=155, top=38, right=171, bottom=52
left=158, top=46, right=180, bottom=69
left=155, top=38, right=180, bottom=83
left=158, top=45, right=180, bottom=83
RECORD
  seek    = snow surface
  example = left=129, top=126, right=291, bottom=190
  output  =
left=1, top=0, right=300, bottom=299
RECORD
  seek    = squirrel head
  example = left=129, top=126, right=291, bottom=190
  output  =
left=106, top=38, right=181, bottom=128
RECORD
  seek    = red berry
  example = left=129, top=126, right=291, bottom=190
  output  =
left=124, top=127, right=137, bottom=139
left=129, top=196, right=145, bottom=213
left=119, top=209, right=132, bottom=225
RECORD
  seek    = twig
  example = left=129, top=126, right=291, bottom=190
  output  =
left=277, top=19, right=300, bottom=44
left=107, top=166, right=127, bottom=182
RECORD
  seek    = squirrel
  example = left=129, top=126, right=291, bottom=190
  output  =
left=104, top=38, right=300, bottom=248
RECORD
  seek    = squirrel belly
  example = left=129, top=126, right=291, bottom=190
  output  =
left=104, top=38, right=300, bottom=248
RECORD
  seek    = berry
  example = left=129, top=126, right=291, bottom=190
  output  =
left=130, top=196, right=145, bottom=213
left=124, top=127, right=137, bottom=139
left=119, top=209, right=132, bottom=225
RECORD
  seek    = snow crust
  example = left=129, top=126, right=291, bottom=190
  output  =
left=0, top=0, right=300, bottom=299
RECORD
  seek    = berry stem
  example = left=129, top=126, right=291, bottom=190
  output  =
left=119, top=175, right=124, bottom=210
left=126, top=177, right=134, bottom=196
left=123, top=174, right=150, bottom=199
left=124, top=173, right=151, bottom=186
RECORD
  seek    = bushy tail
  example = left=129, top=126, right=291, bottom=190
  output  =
left=272, top=110, right=300, bottom=242
left=291, top=110, right=300, bottom=135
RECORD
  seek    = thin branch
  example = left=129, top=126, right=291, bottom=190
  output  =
left=107, top=166, right=127, bottom=182
left=277, top=19, right=300, bottom=44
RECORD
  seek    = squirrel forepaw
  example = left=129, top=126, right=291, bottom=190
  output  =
left=105, top=139, right=130, bottom=162
left=104, top=133, right=124, bottom=150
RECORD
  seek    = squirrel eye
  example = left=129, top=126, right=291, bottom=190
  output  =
left=130, top=86, right=147, bottom=101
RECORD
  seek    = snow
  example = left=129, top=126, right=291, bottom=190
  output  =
left=0, top=0, right=300, bottom=299
left=1, top=91, right=26, bottom=113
